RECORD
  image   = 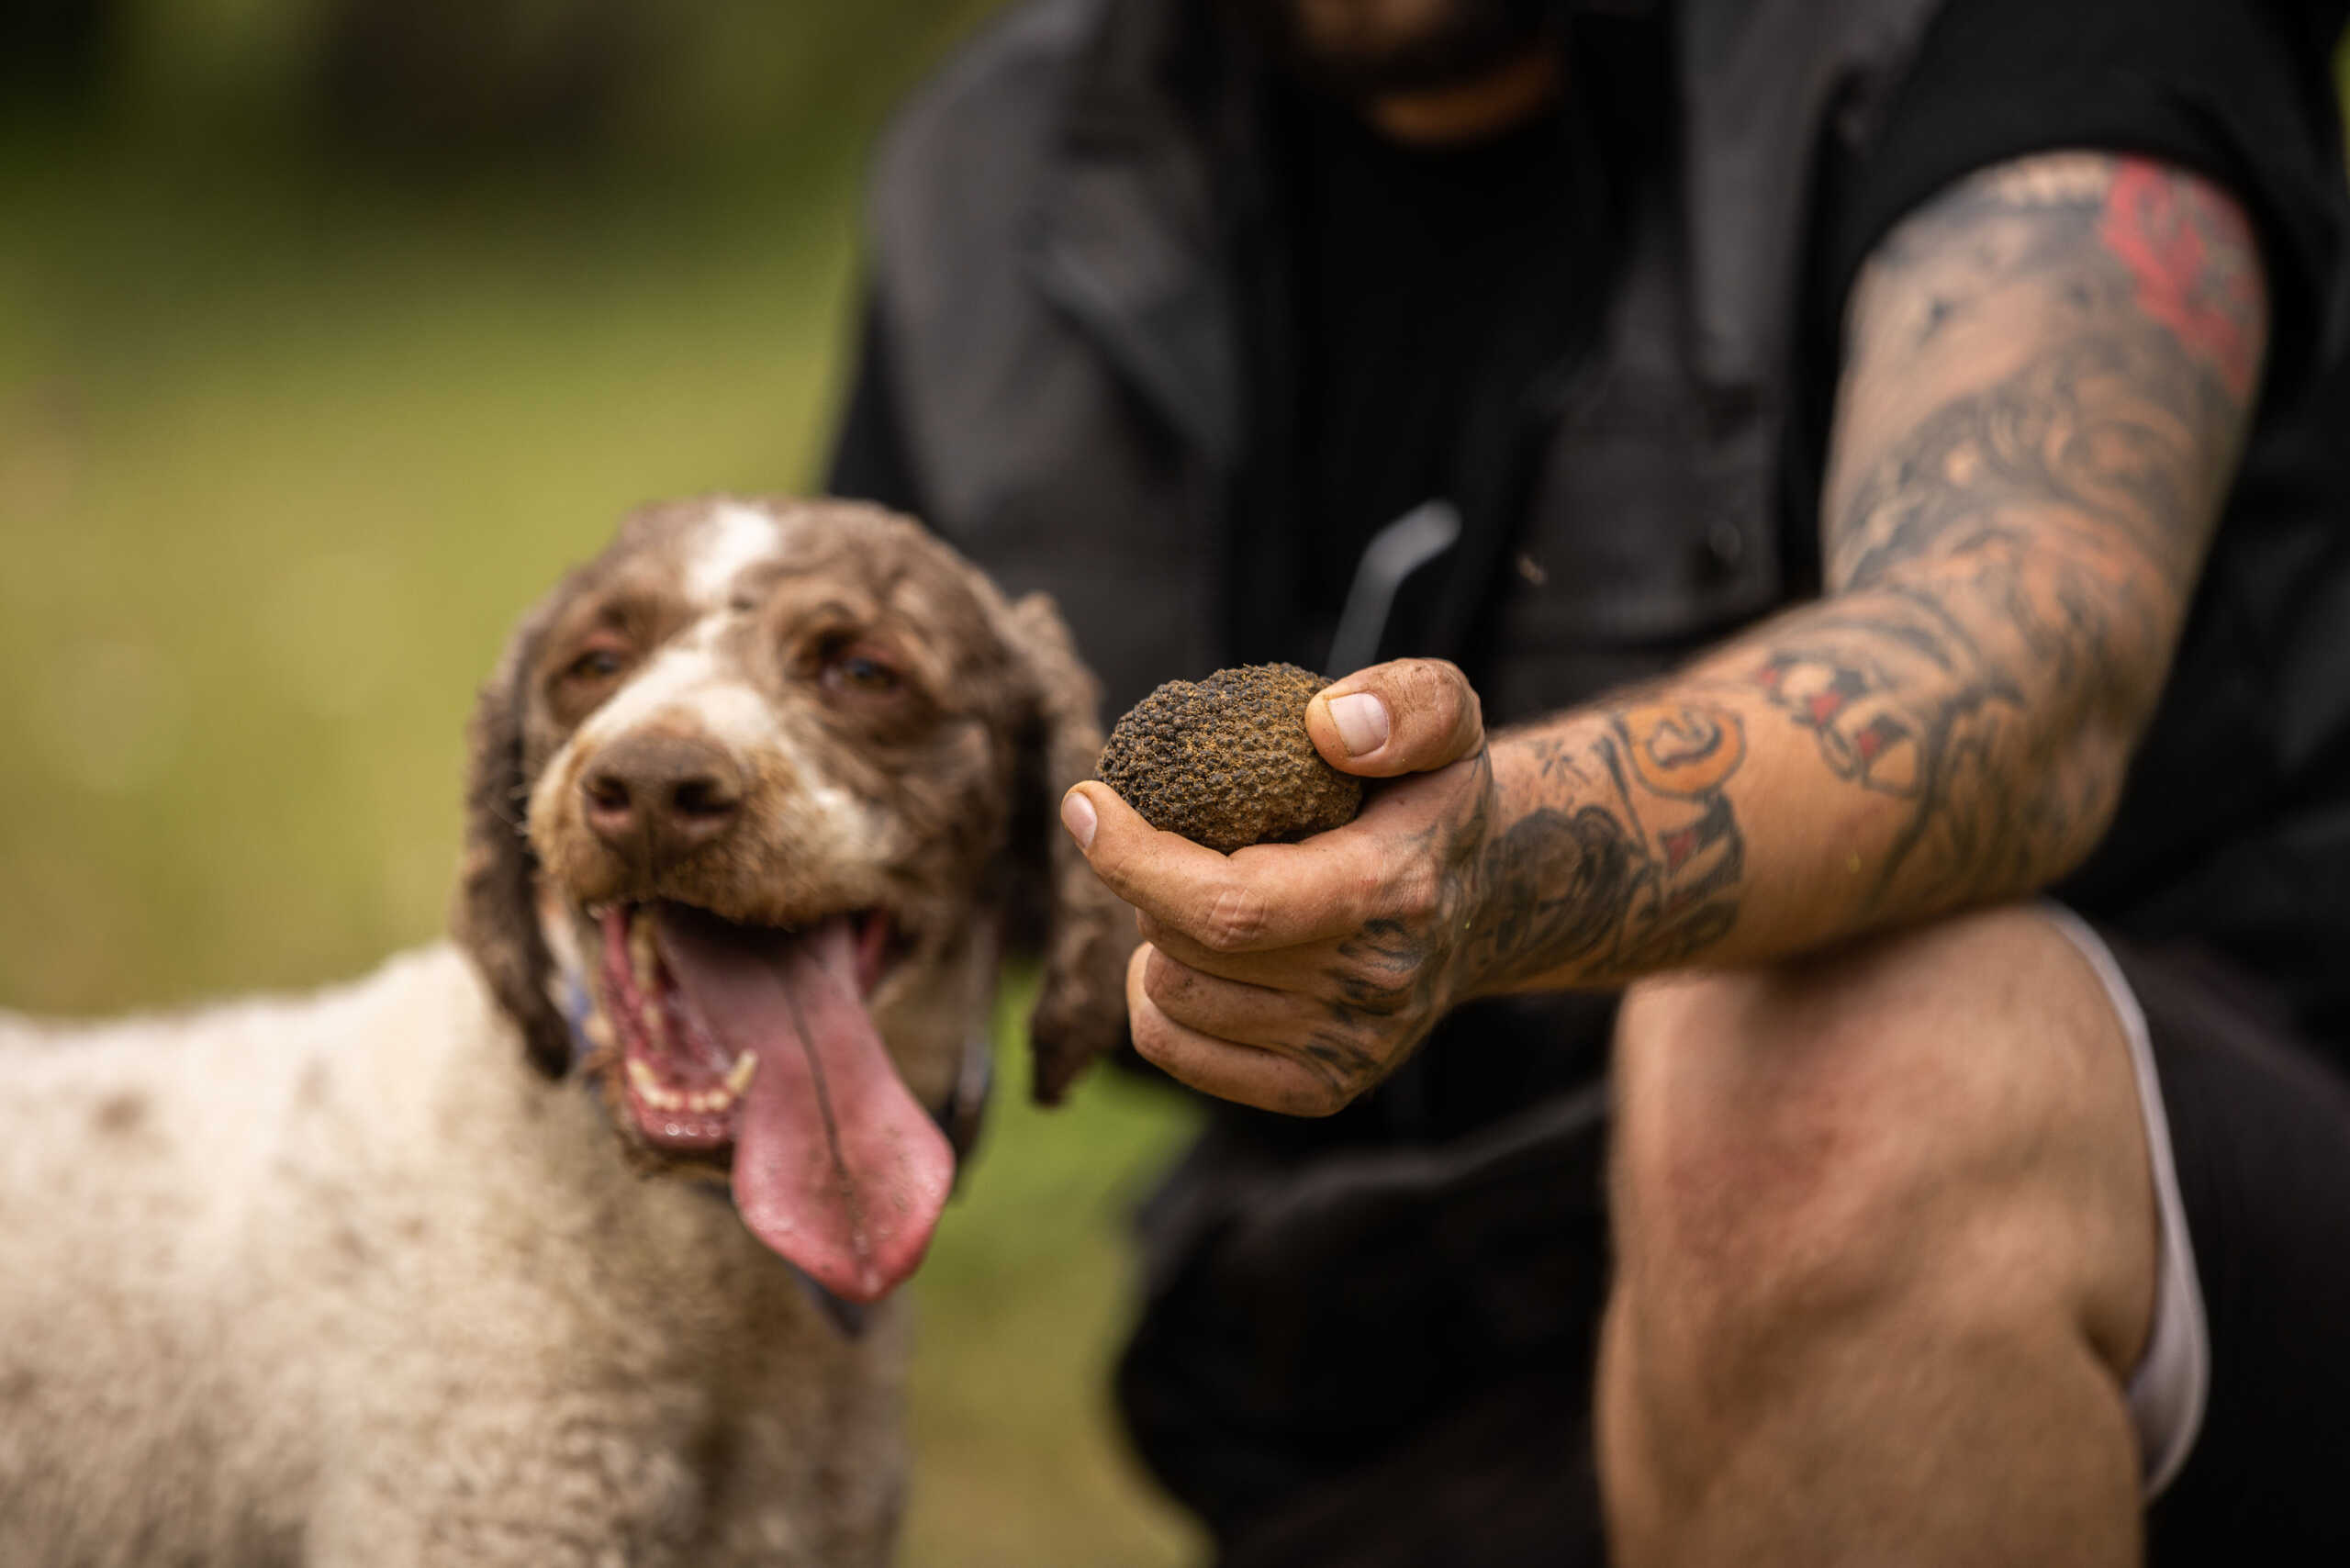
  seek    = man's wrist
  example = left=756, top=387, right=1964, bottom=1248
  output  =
left=1449, top=705, right=1750, bottom=997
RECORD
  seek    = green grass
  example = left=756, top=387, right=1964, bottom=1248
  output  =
left=0, top=124, right=1203, bottom=1565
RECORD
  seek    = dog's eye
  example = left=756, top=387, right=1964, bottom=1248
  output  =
left=836, top=655, right=899, bottom=692
left=564, top=646, right=629, bottom=684
left=820, top=643, right=902, bottom=697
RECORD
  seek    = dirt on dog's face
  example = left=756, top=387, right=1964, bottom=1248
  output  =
left=473, top=498, right=1100, bottom=1305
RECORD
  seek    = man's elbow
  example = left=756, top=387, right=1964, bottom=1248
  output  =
left=2029, top=693, right=2151, bottom=882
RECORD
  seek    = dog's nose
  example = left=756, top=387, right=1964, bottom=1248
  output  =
left=579, top=733, right=745, bottom=867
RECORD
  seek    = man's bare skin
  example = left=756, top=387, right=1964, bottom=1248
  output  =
left=1060, top=144, right=2267, bottom=1564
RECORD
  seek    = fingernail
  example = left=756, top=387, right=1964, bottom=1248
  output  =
left=1328, top=692, right=1390, bottom=756
left=1060, top=790, right=1098, bottom=850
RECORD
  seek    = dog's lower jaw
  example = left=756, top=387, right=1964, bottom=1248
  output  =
left=539, top=898, right=997, bottom=1308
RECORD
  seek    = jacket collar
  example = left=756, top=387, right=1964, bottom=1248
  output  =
left=1027, top=0, right=1254, bottom=471
left=1676, top=0, right=1948, bottom=390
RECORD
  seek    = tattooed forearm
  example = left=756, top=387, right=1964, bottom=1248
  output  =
left=1449, top=154, right=2264, bottom=993
left=1470, top=705, right=1745, bottom=989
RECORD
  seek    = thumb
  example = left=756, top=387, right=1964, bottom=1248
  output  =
left=1304, top=658, right=1485, bottom=778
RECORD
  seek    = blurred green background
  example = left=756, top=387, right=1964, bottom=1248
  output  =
left=0, top=3, right=1202, bottom=1563
left=2, top=5, right=2344, bottom=1562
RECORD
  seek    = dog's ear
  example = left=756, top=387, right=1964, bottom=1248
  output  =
left=1000, top=591, right=1133, bottom=1104
left=452, top=597, right=572, bottom=1080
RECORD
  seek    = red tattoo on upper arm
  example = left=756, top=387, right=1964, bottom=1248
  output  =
left=2098, top=160, right=2266, bottom=400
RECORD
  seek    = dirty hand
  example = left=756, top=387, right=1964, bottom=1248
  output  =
left=1059, top=659, right=1493, bottom=1115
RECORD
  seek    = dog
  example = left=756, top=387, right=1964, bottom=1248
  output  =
left=0, top=496, right=1131, bottom=1565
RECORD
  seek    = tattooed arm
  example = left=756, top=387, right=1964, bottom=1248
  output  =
left=1465, top=151, right=2265, bottom=994
left=1062, top=152, right=2266, bottom=1114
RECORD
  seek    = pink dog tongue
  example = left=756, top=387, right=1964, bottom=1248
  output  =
left=653, top=909, right=953, bottom=1304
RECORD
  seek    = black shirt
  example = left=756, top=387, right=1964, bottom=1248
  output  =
left=1279, top=90, right=1584, bottom=640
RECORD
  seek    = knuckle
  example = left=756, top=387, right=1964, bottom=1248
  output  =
left=1403, top=656, right=1461, bottom=709
left=1367, top=836, right=1439, bottom=924
left=1383, top=859, right=1442, bottom=924
left=1386, top=659, right=1478, bottom=756
left=1201, top=881, right=1270, bottom=952
left=1385, top=659, right=1443, bottom=722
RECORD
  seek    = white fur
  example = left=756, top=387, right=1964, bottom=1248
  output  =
left=0, top=948, right=908, bottom=1566
left=686, top=504, right=783, bottom=608
left=572, top=622, right=735, bottom=750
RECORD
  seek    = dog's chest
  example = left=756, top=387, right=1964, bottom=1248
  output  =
left=0, top=949, right=914, bottom=1566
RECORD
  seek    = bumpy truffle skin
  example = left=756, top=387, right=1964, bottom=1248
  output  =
left=1097, top=664, right=1365, bottom=853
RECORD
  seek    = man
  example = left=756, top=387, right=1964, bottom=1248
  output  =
left=831, top=0, right=2350, bottom=1561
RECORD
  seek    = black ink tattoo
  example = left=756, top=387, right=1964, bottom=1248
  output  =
left=1468, top=704, right=1748, bottom=986
left=1779, top=152, right=2263, bottom=908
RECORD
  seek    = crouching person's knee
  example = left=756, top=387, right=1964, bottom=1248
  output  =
left=1602, top=911, right=2156, bottom=1445
left=1607, top=961, right=1956, bottom=1388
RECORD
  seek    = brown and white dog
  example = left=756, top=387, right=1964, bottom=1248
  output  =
left=0, top=497, right=1131, bottom=1565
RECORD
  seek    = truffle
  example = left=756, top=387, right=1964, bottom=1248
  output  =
left=1097, top=664, right=1364, bottom=853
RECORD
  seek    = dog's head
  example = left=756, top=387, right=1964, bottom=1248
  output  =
left=453, top=497, right=1130, bottom=1304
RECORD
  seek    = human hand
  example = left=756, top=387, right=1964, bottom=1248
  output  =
left=1059, top=659, right=1492, bottom=1115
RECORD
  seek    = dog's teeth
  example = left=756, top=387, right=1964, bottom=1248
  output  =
left=624, top=1058, right=685, bottom=1111
left=724, top=1054, right=758, bottom=1097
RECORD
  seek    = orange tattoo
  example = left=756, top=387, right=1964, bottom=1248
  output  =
left=1618, top=702, right=1745, bottom=798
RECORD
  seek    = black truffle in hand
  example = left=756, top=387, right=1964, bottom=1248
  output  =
left=1096, top=664, right=1364, bottom=853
